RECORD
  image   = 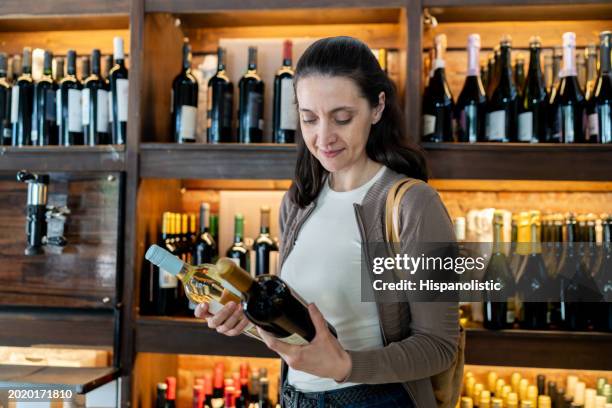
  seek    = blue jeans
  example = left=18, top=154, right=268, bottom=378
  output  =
left=281, top=382, right=415, bottom=408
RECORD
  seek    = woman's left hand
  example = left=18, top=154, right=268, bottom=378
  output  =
left=256, top=303, right=352, bottom=382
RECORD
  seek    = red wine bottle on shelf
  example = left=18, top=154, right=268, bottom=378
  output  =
left=518, top=37, right=547, bottom=143
left=207, top=47, right=234, bottom=143
left=171, top=38, right=198, bottom=144
left=32, top=51, right=58, bottom=146
left=422, top=33, right=454, bottom=142
left=11, top=47, right=34, bottom=146
left=548, top=32, right=585, bottom=143
left=238, top=46, right=264, bottom=143
left=58, top=50, right=84, bottom=146
left=0, top=53, right=10, bottom=145
left=455, top=34, right=486, bottom=143
left=485, top=35, right=518, bottom=142
left=593, top=31, right=612, bottom=144
left=83, top=49, right=111, bottom=145
left=273, top=40, right=297, bottom=144
left=254, top=206, right=278, bottom=276
left=109, top=36, right=128, bottom=144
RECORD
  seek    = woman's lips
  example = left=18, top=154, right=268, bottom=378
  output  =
left=320, top=148, right=344, bottom=158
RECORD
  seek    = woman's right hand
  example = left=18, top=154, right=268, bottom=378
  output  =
left=194, top=302, right=251, bottom=337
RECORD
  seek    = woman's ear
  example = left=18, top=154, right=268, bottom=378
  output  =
left=372, top=91, right=386, bottom=124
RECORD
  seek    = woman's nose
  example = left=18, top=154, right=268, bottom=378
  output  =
left=317, top=120, right=337, bottom=147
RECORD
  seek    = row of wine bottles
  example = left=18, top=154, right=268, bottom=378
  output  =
left=0, top=38, right=129, bottom=146
left=461, top=370, right=612, bottom=408
left=423, top=31, right=612, bottom=144
left=457, top=211, right=611, bottom=332
left=140, top=205, right=279, bottom=317
left=155, top=363, right=279, bottom=408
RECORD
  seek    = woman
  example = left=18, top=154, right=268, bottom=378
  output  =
left=196, top=36, right=460, bottom=407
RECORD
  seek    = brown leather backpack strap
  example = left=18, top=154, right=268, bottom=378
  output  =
left=384, top=179, right=407, bottom=244
left=391, top=179, right=424, bottom=242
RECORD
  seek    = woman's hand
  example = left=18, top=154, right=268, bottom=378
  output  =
left=256, top=303, right=352, bottom=382
left=194, top=302, right=251, bottom=337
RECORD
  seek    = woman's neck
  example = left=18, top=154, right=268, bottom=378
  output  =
left=328, top=158, right=383, bottom=192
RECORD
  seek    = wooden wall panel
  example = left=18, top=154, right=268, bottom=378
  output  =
left=0, top=173, right=120, bottom=309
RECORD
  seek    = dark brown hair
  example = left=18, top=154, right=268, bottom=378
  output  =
left=289, top=36, right=428, bottom=208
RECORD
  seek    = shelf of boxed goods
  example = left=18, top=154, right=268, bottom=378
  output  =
left=0, top=146, right=127, bottom=173
left=139, top=143, right=297, bottom=180
left=422, top=143, right=612, bottom=181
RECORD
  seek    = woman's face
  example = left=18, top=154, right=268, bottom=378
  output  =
left=296, top=75, right=382, bottom=173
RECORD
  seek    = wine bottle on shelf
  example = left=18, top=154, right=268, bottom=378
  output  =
left=109, top=36, right=128, bottom=144
left=486, top=54, right=495, bottom=97
left=227, top=213, right=250, bottom=271
left=594, top=216, right=612, bottom=332
left=83, top=49, right=111, bottom=145
left=0, top=53, right=12, bottom=145
left=482, top=211, right=516, bottom=330
left=80, top=56, right=90, bottom=82
left=171, top=38, right=198, bottom=144
left=584, top=44, right=598, bottom=143
left=422, top=33, right=454, bottom=142
left=518, top=36, right=548, bottom=143
left=104, top=54, right=113, bottom=135
left=516, top=211, right=549, bottom=330
left=207, top=47, right=234, bottom=143
left=238, top=46, right=264, bottom=143
left=10, top=55, right=22, bottom=83
left=258, top=377, right=272, bottom=408
left=155, top=383, right=167, bottom=408
left=487, top=45, right=501, bottom=99
left=53, top=57, right=64, bottom=83
left=273, top=40, right=297, bottom=144
left=153, top=213, right=179, bottom=316
left=514, top=54, right=526, bottom=96
left=165, top=377, right=177, bottom=408
left=11, top=47, right=34, bottom=146
left=194, top=203, right=217, bottom=265
left=593, top=31, right=612, bottom=144
left=481, top=63, right=488, bottom=92
left=32, top=51, right=58, bottom=146
left=543, top=54, right=553, bottom=95
left=455, top=34, right=486, bottom=143
left=218, top=256, right=338, bottom=344
left=254, top=206, right=279, bottom=276
left=548, top=32, right=586, bottom=144
left=485, top=35, right=518, bottom=142
left=551, top=47, right=563, bottom=94
left=58, top=50, right=84, bottom=145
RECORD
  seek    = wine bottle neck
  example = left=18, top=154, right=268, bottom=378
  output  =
left=500, top=46, right=513, bottom=78
left=199, top=206, right=209, bottom=233
left=528, top=48, right=541, bottom=75
left=234, top=218, right=244, bottom=243
left=600, top=40, right=612, bottom=74
left=183, top=44, right=191, bottom=72
left=492, top=222, right=504, bottom=252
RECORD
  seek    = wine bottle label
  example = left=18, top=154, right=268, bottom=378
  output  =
left=179, top=105, right=197, bottom=141
left=159, top=268, right=178, bottom=289
left=280, top=77, right=297, bottom=131
left=56, top=89, right=62, bottom=126
left=246, top=91, right=263, bottom=129
left=587, top=113, right=599, bottom=141
left=599, top=105, right=611, bottom=143
left=68, top=88, right=82, bottom=132
left=116, top=78, right=129, bottom=122
left=97, top=90, right=109, bottom=133
left=517, top=112, right=533, bottom=142
left=10, top=86, right=19, bottom=123
left=485, top=110, right=505, bottom=142
left=45, top=89, right=56, bottom=122
left=82, top=88, right=90, bottom=126
left=562, top=105, right=574, bottom=143
left=422, top=114, right=436, bottom=136
left=277, top=332, right=309, bottom=346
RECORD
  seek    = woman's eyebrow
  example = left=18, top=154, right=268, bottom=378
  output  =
left=298, top=107, right=356, bottom=113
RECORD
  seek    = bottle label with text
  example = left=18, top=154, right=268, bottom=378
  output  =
left=486, top=110, right=506, bottom=141
left=280, top=77, right=297, bottom=131
left=116, top=78, right=129, bottom=122
left=68, top=89, right=82, bottom=133
left=10, top=86, right=19, bottom=123
left=562, top=105, right=574, bottom=143
left=82, top=89, right=90, bottom=126
left=97, top=90, right=109, bottom=133
left=247, top=92, right=264, bottom=129
left=422, top=114, right=436, bottom=136
left=517, top=112, right=533, bottom=142
left=179, top=105, right=197, bottom=141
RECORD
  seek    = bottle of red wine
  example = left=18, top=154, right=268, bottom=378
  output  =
left=32, top=51, right=58, bottom=146
left=207, top=47, right=234, bottom=143
left=422, top=34, right=454, bottom=142
left=254, top=206, right=278, bottom=276
left=109, top=36, right=128, bottom=144
left=455, top=34, right=486, bottom=143
left=0, top=53, right=13, bottom=145
left=486, top=36, right=518, bottom=142
left=584, top=44, right=598, bottom=142
left=273, top=40, right=297, bottom=144
left=593, top=31, right=612, bottom=144
left=238, top=46, right=264, bottom=143
left=83, top=50, right=111, bottom=145
left=226, top=213, right=250, bottom=271
left=171, top=38, right=198, bottom=144
left=194, top=202, right=217, bottom=265
left=58, top=50, right=84, bottom=145
left=11, top=47, right=34, bottom=146
left=548, top=32, right=586, bottom=144
left=518, top=36, right=547, bottom=143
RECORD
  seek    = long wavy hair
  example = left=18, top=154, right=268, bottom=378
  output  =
left=289, top=36, right=428, bottom=208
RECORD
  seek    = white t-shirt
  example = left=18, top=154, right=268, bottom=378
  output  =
left=282, top=165, right=387, bottom=392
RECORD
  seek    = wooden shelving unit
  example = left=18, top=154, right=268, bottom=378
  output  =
left=0, top=146, right=126, bottom=173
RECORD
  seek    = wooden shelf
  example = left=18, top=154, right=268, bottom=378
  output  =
left=140, top=143, right=296, bottom=180
left=136, top=316, right=276, bottom=358
left=0, top=0, right=129, bottom=18
left=0, top=308, right=116, bottom=348
left=0, top=146, right=126, bottom=173
left=465, top=327, right=612, bottom=370
left=423, top=143, right=612, bottom=181
left=0, top=366, right=119, bottom=394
